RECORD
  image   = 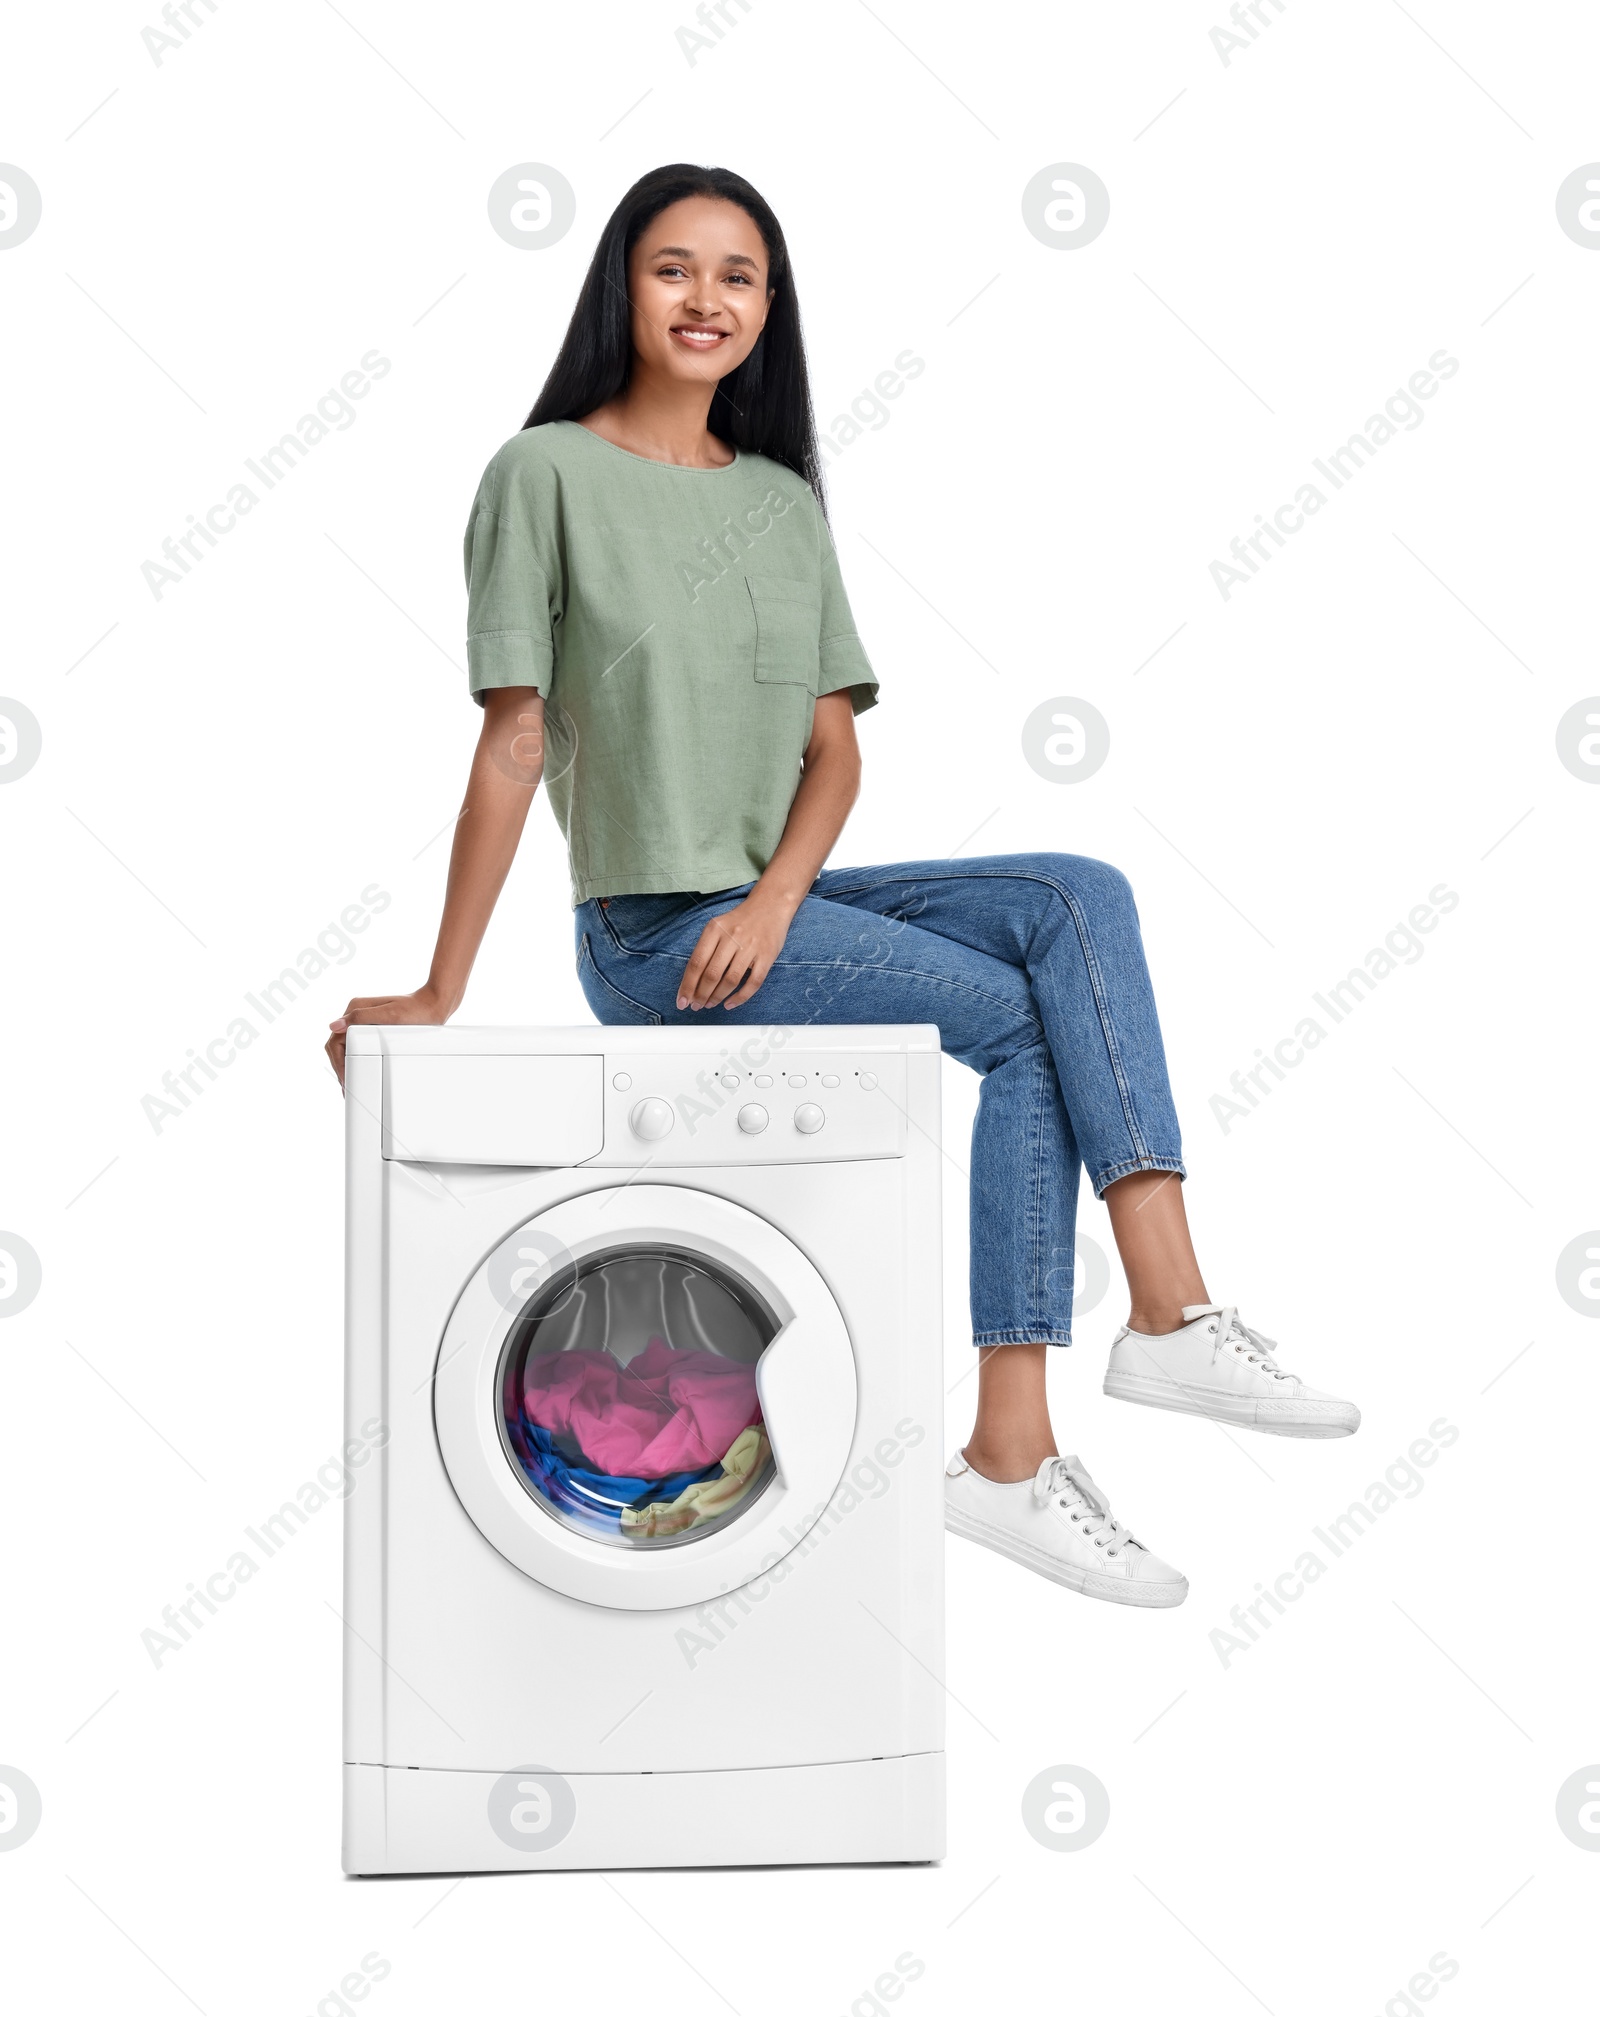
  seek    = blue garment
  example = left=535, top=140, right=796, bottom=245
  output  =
left=508, top=1418, right=719, bottom=1534
left=574, top=852, right=1185, bottom=1348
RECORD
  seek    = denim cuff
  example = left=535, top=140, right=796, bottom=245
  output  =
left=970, top=1329, right=1075, bottom=1349
left=1090, top=1154, right=1186, bottom=1199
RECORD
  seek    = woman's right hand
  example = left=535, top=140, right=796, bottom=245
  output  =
left=326, top=986, right=454, bottom=1090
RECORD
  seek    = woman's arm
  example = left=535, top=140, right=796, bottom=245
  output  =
left=677, top=688, right=861, bottom=1011
left=325, top=688, right=544, bottom=1085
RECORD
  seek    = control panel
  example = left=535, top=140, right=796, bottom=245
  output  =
left=589, top=1050, right=908, bottom=1165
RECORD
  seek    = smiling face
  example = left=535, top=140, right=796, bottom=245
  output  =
left=625, top=195, right=774, bottom=389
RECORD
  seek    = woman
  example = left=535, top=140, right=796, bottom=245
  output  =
left=327, top=163, right=1358, bottom=1609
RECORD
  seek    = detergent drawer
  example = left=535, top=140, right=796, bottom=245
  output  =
left=382, top=1054, right=604, bottom=1165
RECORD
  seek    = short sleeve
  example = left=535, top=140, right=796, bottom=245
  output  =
left=816, top=526, right=878, bottom=716
left=463, top=444, right=560, bottom=704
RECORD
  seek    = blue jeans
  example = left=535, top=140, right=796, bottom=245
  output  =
left=575, top=853, right=1185, bottom=1347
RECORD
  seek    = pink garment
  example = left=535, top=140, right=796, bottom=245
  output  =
left=522, top=1338, right=762, bottom=1480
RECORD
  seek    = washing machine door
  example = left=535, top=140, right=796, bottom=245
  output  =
left=432, top=1185, right=858, bottom=1611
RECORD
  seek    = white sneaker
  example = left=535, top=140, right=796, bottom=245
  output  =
left=944, top=1451, right=1188, bottom=1608
left=1104, top=1303, right=1360, bottom=1438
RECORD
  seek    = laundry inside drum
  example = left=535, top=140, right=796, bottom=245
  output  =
left=496, top=1245, right=779, bottom=1549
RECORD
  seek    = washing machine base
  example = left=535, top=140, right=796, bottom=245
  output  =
left=343, top=1754, right=944, bottom=1874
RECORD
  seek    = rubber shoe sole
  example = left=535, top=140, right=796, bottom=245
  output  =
left=1103, top=1368, right=1359, bottom=1438
left=944, top=1503, right=1188, bottom=1608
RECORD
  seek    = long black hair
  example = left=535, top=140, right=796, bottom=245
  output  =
left=523, top=164, right=826, bottom=514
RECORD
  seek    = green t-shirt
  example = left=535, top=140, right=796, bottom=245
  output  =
left=464, top=419, right=878, bottom=904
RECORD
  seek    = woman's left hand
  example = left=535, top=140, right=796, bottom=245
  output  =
left=677, top=892, right=794, bottom=1011
left=673, top=691, right=858, bottom=1012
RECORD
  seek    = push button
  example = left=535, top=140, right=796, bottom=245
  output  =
left=629, top=1097, right=674, bottom=1141
left=859, top=1072, right=879, bottom=1091
left=719, top=1073, right=739, bottom=1090
left=612, top=1072, right=632, bottom=1090
left=821, top=1073, right=840, bottom=1088
left=754, top=1074, right=773, bottom=1088
left=793, top=1103, right=825, bottom=1135
left=737, top=1104, right=769, bottom=1134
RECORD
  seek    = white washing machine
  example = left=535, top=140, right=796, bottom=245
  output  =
left=341, top=1024, right=945, bottom=1874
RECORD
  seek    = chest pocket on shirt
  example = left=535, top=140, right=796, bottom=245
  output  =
left=746, top=574, right=821, bottom=690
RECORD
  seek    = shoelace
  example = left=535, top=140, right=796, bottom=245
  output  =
left=1032, top=1456, right=1141, bottom=1559
left=1189, top=1303, right=1290, bottom=1380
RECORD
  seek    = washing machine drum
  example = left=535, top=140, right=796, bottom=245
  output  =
left=499, top=1247, right=779, bottom=1549
left=433, top=1186, right=859, bottom=1611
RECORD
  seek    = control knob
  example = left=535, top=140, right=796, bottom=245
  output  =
left=629, top=1097, right=675, bottom=1141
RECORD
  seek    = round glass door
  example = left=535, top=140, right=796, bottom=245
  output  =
left=496, top=1245, right=778, bottom=1550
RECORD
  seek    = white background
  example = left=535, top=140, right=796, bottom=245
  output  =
left=3, top=0, right=1597, bottom=2010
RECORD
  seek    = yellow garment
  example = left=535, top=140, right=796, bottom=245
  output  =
left=620, top=1425, right=769, bottom=1538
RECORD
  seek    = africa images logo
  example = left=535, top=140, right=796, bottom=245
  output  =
left=1208, top=350, right=1460, bottom=601
left=676, top=486, right=799, bottom=602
